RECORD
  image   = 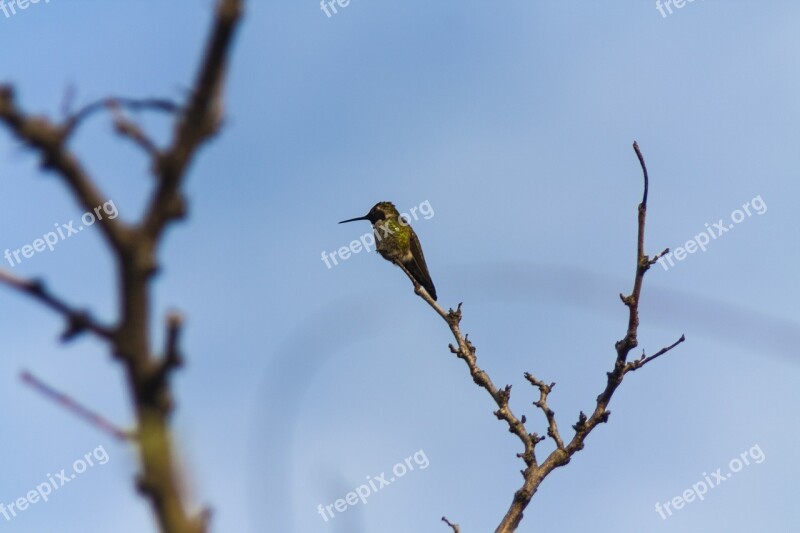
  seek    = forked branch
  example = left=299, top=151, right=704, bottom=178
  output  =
left=397, top=142, right=684, bottom=532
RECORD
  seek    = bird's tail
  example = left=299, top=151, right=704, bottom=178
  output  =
left=404, top=259, right=437, bottom=301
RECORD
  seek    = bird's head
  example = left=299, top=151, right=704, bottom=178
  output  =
left=339, top=201, right=400, bottom=225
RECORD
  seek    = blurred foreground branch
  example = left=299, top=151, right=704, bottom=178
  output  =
left=0, top=1, right=244, bottom=532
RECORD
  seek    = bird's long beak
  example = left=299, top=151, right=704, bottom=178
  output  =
left=338, top=215, right=370, bottom=224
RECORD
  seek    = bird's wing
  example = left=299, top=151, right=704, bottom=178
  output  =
left=408, top=230, right=437, bottom=300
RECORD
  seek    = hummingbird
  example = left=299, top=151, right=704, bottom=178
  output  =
left=339, top=201, right=437, bottom=300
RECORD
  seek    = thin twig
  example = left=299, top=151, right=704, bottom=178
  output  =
left=633, top=140, right=649, bottom=207
left=0, top=87, right=129, bottom=252
left=108, top=101, right=162, bottom=158
left=62, top=96, right=180, bottom=138
left=524, top=373, right=564, bottom=451
left=442, top=516, right=461, bottom=532
left=625, top=334, right=686, bottom=373
left=649, top=247, right=671, bottom=266
left=21, top=370, right=132, bottom=442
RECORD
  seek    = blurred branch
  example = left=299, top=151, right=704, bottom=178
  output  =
left=108, top=101, right=162, bottom=158
left=0, top=86, right=129, bottom=252
left=21, top=370, right=132, bottom=442
left=143, top=0, right=242, bottom=242
left=0, top=270, right=114, bottom=341
left=62, top=96, right=180, bottom=139
left=0, top=1, right=244, bottom=532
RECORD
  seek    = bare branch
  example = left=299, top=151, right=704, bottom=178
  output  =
left=524, top=373, right=564, bottom=450
left=649, top=247, right=670, bottom=266
left=108, top=101, right=162, bottom=158
left=62, top=96, right=180, bottom=139
left=633, top=140, right=649, bottom=207
left=559, top=141, right=683, bottom=465
left=391, top=141, right=684, bottom=532
left=396, top=262, right=539, bottom=463
left=625, top=334, right=686, bottom=374
left=0, top=2, right=244, bottom=533
left=143, top=0, right=243, bottom=241
left=0, top=270, right=114, bottom=341
left=395, top=262, right=545, bottom=531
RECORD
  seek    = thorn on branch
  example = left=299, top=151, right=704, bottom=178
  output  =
left=0, top=84, right=16, bottom=102
left=136, top=474, right=157, bottom=497
left=573, top=411, right=587, bottom=432
left=61, top=311, right=95, bottom=342
left=447, top=303, right=463, bottom=324
left=497, top=385, right=512, bottom=405
left=161, top=311, right=185, bottom=372
left=148, top=312, right=186, bottom=413
left=649, top=248, right=670, bottom=266
left=61, top=95, right=181, bottom=139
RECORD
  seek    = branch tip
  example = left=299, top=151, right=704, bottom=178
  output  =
left=441, top=516, right=461, bottom=533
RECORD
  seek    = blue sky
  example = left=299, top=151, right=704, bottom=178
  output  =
left=0, top=1, right=798, bottom=532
